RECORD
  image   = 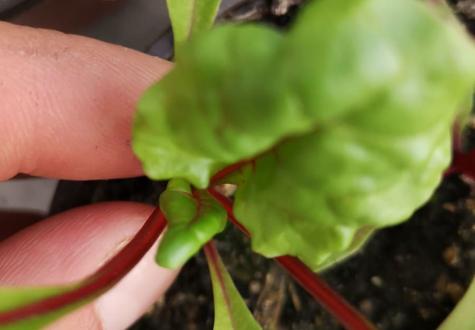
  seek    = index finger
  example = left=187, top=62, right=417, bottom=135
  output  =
left=0, top=22, right=172, bottom=181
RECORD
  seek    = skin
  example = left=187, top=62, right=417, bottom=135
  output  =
left=0, top=22, right=178, bottom=329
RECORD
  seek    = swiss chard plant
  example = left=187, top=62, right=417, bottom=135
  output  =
left=2, top=0, right=475, bottom=329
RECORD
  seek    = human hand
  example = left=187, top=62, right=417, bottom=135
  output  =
left=0, top=22, right=177, bottom=329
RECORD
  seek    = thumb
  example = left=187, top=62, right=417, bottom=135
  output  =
left=0, top=202, right=178, bottom=330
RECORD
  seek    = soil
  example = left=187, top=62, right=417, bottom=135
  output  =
left=48, top=1, right=475, bottom=329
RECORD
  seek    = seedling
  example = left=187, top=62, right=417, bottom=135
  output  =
left=1, top=0, right=475, bottom=329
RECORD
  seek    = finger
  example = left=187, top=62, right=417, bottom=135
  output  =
left=0, top=22, right=172, bottom=181
left=0, top=202, right=178, bottom=330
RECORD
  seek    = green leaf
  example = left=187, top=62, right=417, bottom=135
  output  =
left=314, top=226, right=375, bottom=271
left=159, top=178, right=198, bottom=224
left=156, top=180, right=227, bottom=268
left=133, top=0, right=475, bottom=270
left=0, top=285, right=82, bottom=330
left=438, top=278, right=475, bottom=330
left=204, top=243, right=262, bottom=330
left=166, top=0, right=222, bottom=50
left=234, top=0, right=475, bottom=270
left=133, top=25, right=285, bottom=188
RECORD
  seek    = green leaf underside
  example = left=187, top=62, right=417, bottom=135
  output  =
left=156, top=179, right=227, bottom=269
left=166, top=0, right=221, bottom=50
left=133, top=0, right=475, bottom=270
left=205, top=243, right=262, bottom=330
left=0, top=285, right=83, bottom=330
left=438, top=278, right=475, bottom=330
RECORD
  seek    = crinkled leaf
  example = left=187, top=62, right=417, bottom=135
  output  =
left=133, top=0, right=475, bottom=270
left=134, top=25, right=285, bottom=188
left=166, top=0, right=221, bottom=49
left=438, top=278, right=475, bottom=330
left=156, top=179, right=227, bottom=268
left=205, top=243, right=262, bottom=330
left=235, top=0, right=475, bottom=270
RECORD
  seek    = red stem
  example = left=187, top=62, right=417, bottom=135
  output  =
left=0, top=208, right=167, bottom=325
left=447, top=148, right=475, bottom=180
left=275, top=256, right=376, bottom=330
left=444, top=126, right=475, bottom=179
left=208, top=189, right=250, bottom=236
left=208, top=188, right=376, bottom=330
left=210, top=160, right=250, bottom=185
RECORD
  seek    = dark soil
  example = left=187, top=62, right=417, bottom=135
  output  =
left=48, top=1, right=475, bottom=329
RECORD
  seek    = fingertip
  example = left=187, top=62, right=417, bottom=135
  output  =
left=0, top=202, right=155, bottom=283
left=0, top=22, right=173, bottom=180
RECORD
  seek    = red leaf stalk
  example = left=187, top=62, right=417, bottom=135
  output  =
left=210, top=160, right=250, bottom=185
left=447, top=148, right=475, bottom=179
left=275, top=256, right=376, bottom=330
